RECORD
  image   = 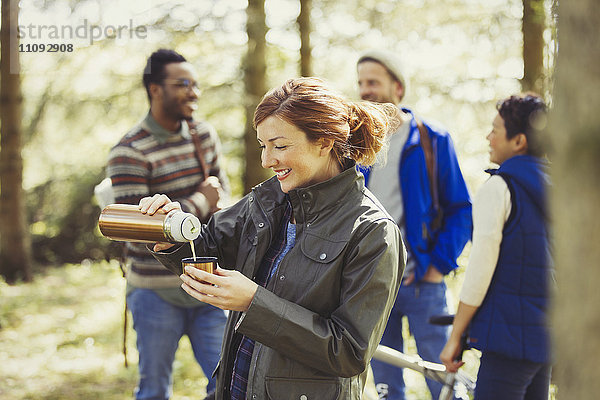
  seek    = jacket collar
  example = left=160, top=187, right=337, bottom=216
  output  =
left=252, top=161, right=364, bottom=225
left=141, top=111, right=192, bottom=144
left=486, top=155, right=549, bottom=218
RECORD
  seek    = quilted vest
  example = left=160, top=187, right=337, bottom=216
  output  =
left=469, top=155, right=552, bottom=363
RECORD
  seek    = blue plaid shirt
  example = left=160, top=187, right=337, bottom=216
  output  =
left=230, top=204, right=296, bottom=400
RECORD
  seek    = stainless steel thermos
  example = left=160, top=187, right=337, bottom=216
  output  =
left=98, top=204, right=201, bottom=243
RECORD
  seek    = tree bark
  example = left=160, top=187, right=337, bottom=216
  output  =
left=550, top=0, right=600, bottom=397
left=522, top=0, right=545, bottom=94
left=243, top=0, right=270, bottom=194
left=297, top=0, right=313, bottom=77
left=1, top=0, right=33, bottom=283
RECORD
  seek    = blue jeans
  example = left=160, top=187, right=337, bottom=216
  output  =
left=476, top=351, right=551, bottom=400
left=371, top=281, right=450, bottom=400
left=127, top=288, right=227, bottom=400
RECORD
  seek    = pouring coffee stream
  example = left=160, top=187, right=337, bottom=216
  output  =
left=190, top=240, right=197, bottom=261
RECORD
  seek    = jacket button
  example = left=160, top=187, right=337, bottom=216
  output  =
left=279, top=275, right=285, bottom=280
left=249, top=196, right=254, bottom=202
left=258, top=222, right=264, bottom=228
left=319, top=253, right=327, bottom=260
left=300, top=395, right=308, bottom=400
left=252, top=395, right=257, bottom=399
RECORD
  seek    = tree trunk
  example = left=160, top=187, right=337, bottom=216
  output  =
left=243, top=0, right=270, bottom=194
left=550, top=0, right=600, bottom=398
left=297, top=0, right=313, bottom=77
left=522, top=0, right=545, bottom=94
left=0, top=0, right=33, bottom=283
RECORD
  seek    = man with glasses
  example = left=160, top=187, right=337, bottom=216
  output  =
left=107, top=49, right=228, bottom=400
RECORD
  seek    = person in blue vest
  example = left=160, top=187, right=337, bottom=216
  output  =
left=357, top=49, right=472, bottom=399
left=440, top=93, right=552, bottom=399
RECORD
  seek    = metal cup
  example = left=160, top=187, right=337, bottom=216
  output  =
left=182, top=257, right=217, bottom=283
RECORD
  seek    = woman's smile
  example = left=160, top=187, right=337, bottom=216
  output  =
left=256, top=116, right=340, bottom=193
left=274, top=168, right=291, bottom=180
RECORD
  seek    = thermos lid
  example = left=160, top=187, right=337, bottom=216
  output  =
left=165, top=211, right=201, bottom=242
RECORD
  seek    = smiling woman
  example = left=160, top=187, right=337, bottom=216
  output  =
left=257, top=115, right=339, bottom=194
left=143, top=77, right=405, bottom=400
left=253, top=78, right=394, bottom=195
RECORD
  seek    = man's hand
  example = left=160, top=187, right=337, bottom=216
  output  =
left=199, top=176, right=224, bottom=213
left=439, top=336, right=465, bottom=373
left=439, top=302, right=479, bottom=373
left=402, top=265, right=443, bottom=286
left=422, top=265, right=444, bottom=283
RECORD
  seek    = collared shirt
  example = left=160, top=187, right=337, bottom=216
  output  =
left=141, top=111, right=191, bottom=144
left=230, top=204, right=295, bottom=400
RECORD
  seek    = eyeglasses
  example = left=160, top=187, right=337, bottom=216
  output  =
left=162, top=79, right=201, bottom=93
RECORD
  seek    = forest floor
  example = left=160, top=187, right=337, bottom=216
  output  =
left=0, top=261, right=478, bottom=400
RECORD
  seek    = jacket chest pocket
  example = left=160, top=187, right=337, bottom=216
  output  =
left=300, top=232, right=347, bottom=266
left=284, top=232, right=347, bottom=288
left=265, top=377, right=341, bottom=400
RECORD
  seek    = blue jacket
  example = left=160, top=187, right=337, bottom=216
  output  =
left=359, top=108, right=472, bottom=281
left=469, top=155, right=552, bottom=363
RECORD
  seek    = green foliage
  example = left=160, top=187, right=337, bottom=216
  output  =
left=26, top=169, right=120, bottom=264
left=14, top=0, right=556, bottom=267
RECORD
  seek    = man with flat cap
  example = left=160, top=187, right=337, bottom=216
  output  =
left=357, top=49, right=472, bottom=399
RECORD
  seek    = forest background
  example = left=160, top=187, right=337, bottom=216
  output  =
left=2, top=0, right=598, bottom=399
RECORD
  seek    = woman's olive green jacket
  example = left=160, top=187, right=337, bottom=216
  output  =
left=153, top=165, right=404, bottom=400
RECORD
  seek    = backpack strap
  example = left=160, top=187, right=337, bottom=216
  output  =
left=415, top=117, right=443, bottom=231
left=190, top=127, right=210, bottom=180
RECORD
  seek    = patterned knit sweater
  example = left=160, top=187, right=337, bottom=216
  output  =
left=107, top=113, right=228, bottom=289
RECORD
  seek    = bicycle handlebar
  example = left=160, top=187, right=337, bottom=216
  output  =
left=373, top=344, right=476, bottom=398
left=429, top=314, right=455, bottom=326
left=373, top=345, right=446, bottom=379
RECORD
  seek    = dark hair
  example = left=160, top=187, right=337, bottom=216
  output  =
left=254, top=77, right=398, bottom=167
left=497, top=93, right=547, bottom=156
left=142, top=49, right=187, bottom=102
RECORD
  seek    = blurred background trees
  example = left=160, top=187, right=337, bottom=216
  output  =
left=550, top=0, right=600, bottom=398
left=1, top=0, right=557, bottom=281
left=522, top=0, right=547, bottom=94
left=1, top=0, right=32, bottom=283
left=243, top=0, right=269, bottom=193
left=5, top=1, right=600, bottom=398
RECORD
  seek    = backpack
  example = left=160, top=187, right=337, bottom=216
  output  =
left=94, top=177, right=115, bottom=209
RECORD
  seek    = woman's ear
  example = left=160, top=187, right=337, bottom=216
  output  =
left=318, top=138, right=335, bottom=156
